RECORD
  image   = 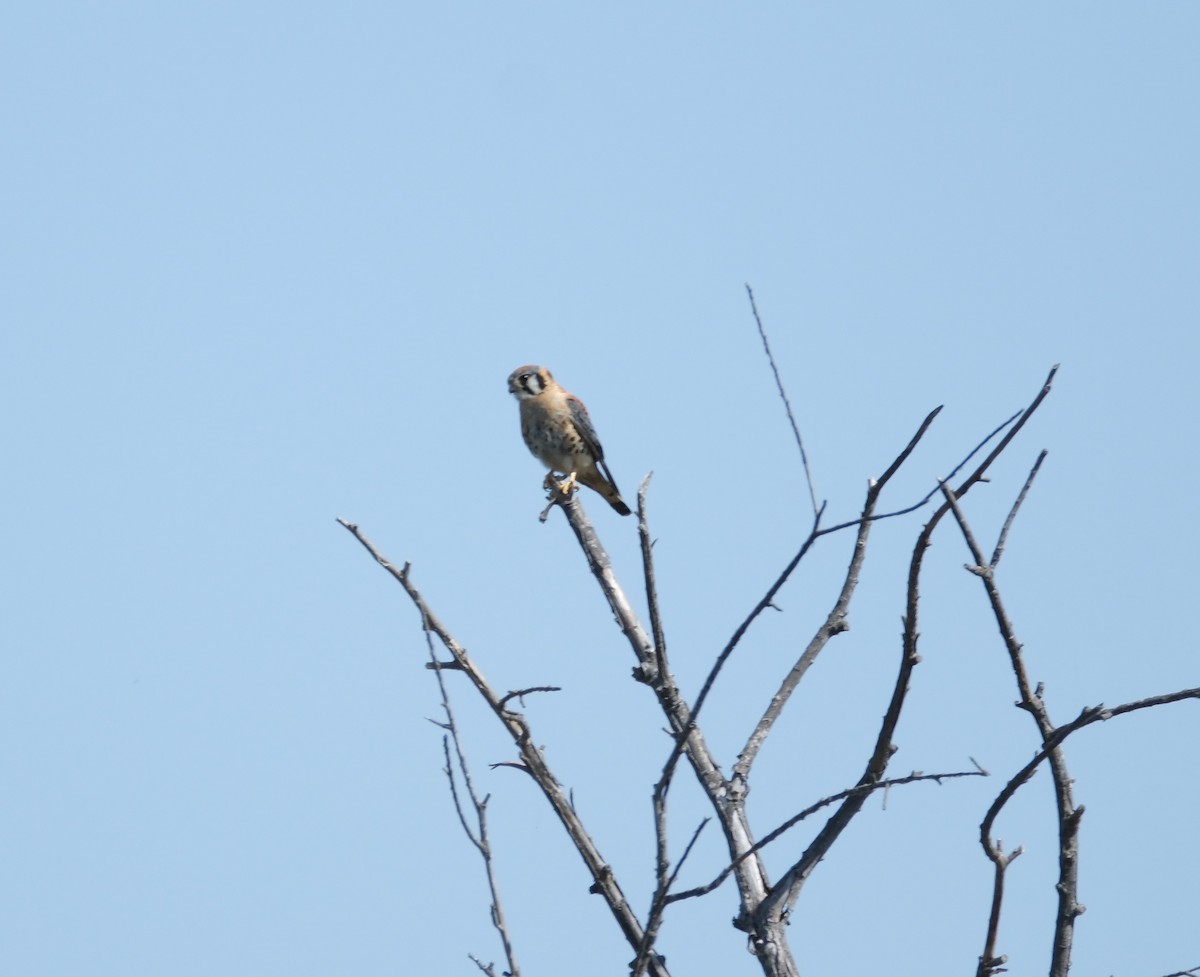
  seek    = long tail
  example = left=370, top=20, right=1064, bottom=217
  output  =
left=584, top=464, right=632, bottom=516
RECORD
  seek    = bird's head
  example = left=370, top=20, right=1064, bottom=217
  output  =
left=507, top=365, right=552, bottom=399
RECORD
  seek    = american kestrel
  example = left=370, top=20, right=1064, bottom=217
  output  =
left=507, top=365, right=632, bottom=516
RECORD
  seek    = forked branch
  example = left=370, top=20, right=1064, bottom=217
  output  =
left=429, top=643, right=520, bottom=977
left=732, top=403, right=942, bottom=787
left=937, top=474, right=1082, bottom=976
left=336, top=518, right=673, bottom=977
left=754, top=367, right=1059, bottom=929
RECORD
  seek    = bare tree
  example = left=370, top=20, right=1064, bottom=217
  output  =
left=339, top=291, right=1198, bottom=977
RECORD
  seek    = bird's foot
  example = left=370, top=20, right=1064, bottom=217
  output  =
left=538, top=472, right=577, bottom=523
left=543, top=470, right=578, bottom=498
left=557, top=471, right=579, bottom=497
left=540, top=472, right=580, bottom=523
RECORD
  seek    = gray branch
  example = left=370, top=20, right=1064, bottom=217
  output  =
left=336, top=519, right=673, bottom=977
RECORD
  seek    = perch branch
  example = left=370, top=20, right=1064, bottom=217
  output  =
left=549, top=496, right=793, bottom=974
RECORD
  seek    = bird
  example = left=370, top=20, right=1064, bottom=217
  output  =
left=507, top=365, right=632, bottom=516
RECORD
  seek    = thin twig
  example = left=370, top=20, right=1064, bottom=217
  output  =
left=667, top=819, right=710, bottom=891
left=805, top=408, right=1022, bottom=541
left=731, top=403, right=944, bottom=788
left=468, top=953, right=498, bottom=976
left=990, top=450, right=1047, bottom=568
left=441, top=736, right=482, bottom=848
left=430, top=644, right=520, bottom=977
left=746, top=283, right=819, bottom=517
left=913, top=409, right=1023, bottom=508
left=690, top=398, right=946, bottom=754
left=632, top=818, right=711, bottom=977
left=812, top=404, right=1022, bottom=537
left=670, top=768, right=985, bottom=904
left=497, top=686, right=562, bottom=709
left=688, top=501, right=825, bottom=744
left=982, top=688, right=1200, bottom=843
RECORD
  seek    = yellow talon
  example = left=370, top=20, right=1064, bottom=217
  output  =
left=558, top=471, right=579, bottom=496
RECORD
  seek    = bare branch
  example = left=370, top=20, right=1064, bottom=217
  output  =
left=836, top=390, right=1030, bottom=538
left=697, top=399, right=944, bottom=761
left=549, top=496, right=792, bottom=974
left=983, top=688, right=1200, bottom=844
left=441, top=734, right=483, bottom=851
left=671, top=769, right=985, bottom=904
left=468, top=953, right=497, bottom=977
left=939, top=479, right=992, bottom=570
left=975, top=687, right=1200, bottom=977
left=732, top=480, right=868, bottom=785
left=637, top=474, right=669, bottom=692
left=990, top=449, right=1047, bottom=569
left=687, top=501, right=825, bottom=756
left=549, top=490, right=658, bottom=681
left=497, top=686, right=562, bottom=710
left=337, top=517, right=412, bottom=586
left=425, top=658, right=466, bottom=671
left=949, top=365, right=1058, bottom=502
left=938, top=471, right=1082, bottom=977
left=628, top=475, right=681, bottom=977
left=635, top=395, right=971, bottom=966
left=337, top=355, right=1128, bottom=977
left=829, top=405, right=1017, bottom=533
left=746, top=283, right=819, bottom=517
left=631, top=818, right=710, bottom=977
left=912, top=408, right=1023, bottom=508
left=754, top=366, right=1060, bottom=930
left=431, top=647, right=519, bottom=976
left=337, top=519, right=673, bottom=977
left=667, top=818, right=710, bottom=891
left=976, top=838, right=1022, bottom=977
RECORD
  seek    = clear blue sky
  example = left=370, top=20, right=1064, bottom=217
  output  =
left=3, top=4, right=1197, bottom=975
